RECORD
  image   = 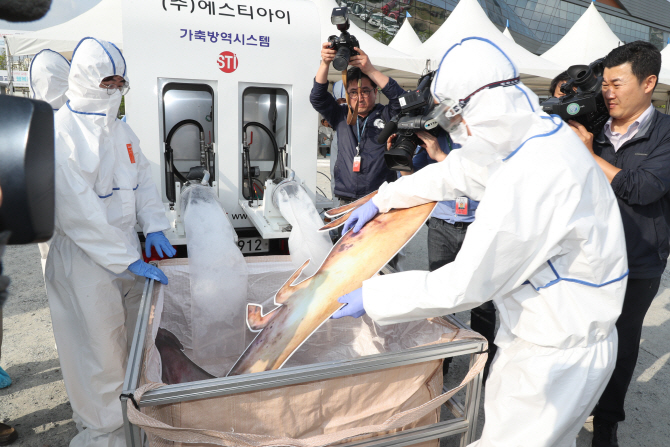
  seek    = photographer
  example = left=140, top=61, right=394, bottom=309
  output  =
left=569, top=41, right=670, bottom=447
left=310, top=44, right=404, bottom=204
left=550, top=71, right=570, bottom=98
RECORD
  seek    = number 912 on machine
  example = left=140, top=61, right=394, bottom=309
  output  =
left=237, top=237, right=270, bottom=254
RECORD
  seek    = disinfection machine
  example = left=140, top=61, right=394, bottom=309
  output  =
left=122, top=0, right=324, bottom=254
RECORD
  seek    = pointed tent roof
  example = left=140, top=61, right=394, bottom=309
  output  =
left=541, top=3, right=622, bottom=68
left=4, top=0, right=121, bottom=58
left=312, top=0, right=426, bottom=86
left=502, top=27, right=515, bottom=42
left=389, top=19, right=422, bottom=55
left=415, top=0, right=561, bottom=80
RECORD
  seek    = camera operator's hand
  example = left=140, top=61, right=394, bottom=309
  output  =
left=417, top=131, right=446, bottom=162
left=349, top=47, right=375, bottom=75
left=568, top=120, right=594, bottom=154
left=321, top=42, right=336, bottom=65
left=386, top=133, right=397, bottom=151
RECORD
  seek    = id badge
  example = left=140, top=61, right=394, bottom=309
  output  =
left=353, top=155, right=361, bottom=172
left=455, top=197, right=469, bottom=215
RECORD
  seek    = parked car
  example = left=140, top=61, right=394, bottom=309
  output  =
left=369, top=12, right=383, bottom=27
left=381, top=15, right=398, bottom=30
left=379, top=24, right=397, bottom=36
left=360, top=12, right=371, bottom=22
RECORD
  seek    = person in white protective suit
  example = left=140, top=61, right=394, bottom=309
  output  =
left=29, top=49, right=71, bottom=275
left=334, top=37, right=629, bottom=447
left=45, top=37, right=176, bottom=447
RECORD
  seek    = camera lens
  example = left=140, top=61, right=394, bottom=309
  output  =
left=333, top=46, right=351, bottom=71
left=384, top=134, right=417, bottom=172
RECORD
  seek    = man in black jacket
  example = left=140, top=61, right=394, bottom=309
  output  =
left=570, top=41, right=670, bottom=447
left=310, top=44, right=404, bottom=203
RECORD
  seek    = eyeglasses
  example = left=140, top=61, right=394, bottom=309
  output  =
left=347, top=88, right=375, bottom=99
left=100, top=75, right=131, bottom=96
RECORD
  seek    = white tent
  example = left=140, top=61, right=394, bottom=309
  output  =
left=503, top=27, right=515, bottom=42
left=659, top=42, right=670, bottom=86
left=388, top=19, right=423, bottom=55
left=414, top=0, right=561, bottom=82
left=4, top=0, right=121, bottom=59
left=312, top=0, right=427, bottom=87
left=541, top=3, right=621, bottom=68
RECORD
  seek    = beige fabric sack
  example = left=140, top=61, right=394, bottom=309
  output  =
left=127, top=258, right=486, bottom=447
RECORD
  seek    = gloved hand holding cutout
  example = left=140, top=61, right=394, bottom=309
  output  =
left=331, top=288, right=366, bottom=319
left=343, top=200, right=379, bottom=234
left=128, top=259, right=169, bottom=285
left=145, top=231, right=176, bottom=258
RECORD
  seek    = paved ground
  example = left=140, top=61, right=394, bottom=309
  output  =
left=1, top=158, right=668, bottom=446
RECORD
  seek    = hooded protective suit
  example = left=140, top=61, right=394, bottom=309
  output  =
left=29, top=49, right=71, bottom=274
left=360, top=38, right=628, bottom=447
left=44, top=37, right=170, bottom=447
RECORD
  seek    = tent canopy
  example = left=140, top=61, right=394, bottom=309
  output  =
left=415, top=0, right=561, bottom=81
left=388, top=20, right=422, bottom=55
left=503, top=27, right=515, bottom=42
left=541, top=3, right=621, bottom=69
left=4, top=0, right=121, bottom=58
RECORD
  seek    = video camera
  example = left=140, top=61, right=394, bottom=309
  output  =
left=328, top=7, right=359, bottom=72
left=378, top=71, right=439, bottom=172
left=541, top=58, right=609, bottom=135
left=0, top=95, right=55, bottom=245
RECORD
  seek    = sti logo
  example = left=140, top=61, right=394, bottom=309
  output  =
left=218, top=51, right=238, bottom=73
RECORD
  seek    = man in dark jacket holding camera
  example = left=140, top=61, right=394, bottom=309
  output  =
left=570, top=41, right=670, bottom=447
left=310, top=44, right=404, bottom=203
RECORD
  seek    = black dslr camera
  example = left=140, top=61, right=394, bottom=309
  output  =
left=378, top=71, right=439, bottom=172
left=541, top=58, right=609, bottom=135
left=328, top=7, right=359, bottom=71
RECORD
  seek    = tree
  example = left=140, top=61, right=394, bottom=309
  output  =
left=0, top=49, right=7, bottom=70
left=373, top=30, right=393, bottom=45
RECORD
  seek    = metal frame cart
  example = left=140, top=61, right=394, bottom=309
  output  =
left=122, top=274, right=486, bottom=447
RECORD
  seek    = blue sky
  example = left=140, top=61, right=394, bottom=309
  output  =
left=0, top=0, right=102, bottom=32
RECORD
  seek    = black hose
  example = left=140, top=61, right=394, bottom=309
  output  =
left=165, top=119, right=204, bottom=185
left=242, top=121, right=279, bottom=180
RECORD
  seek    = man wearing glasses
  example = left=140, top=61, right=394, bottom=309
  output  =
left=310, top=43, right=404, bottom=206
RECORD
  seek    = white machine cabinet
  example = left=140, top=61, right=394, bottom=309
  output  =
left=122, top=0, right=323, bottom=247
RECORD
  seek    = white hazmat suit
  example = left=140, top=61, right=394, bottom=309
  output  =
left=29, top=49, right=71, bottom=274
left=45, top=37, right=170, bottom=447
left=361, top=38, right=628, bottom=447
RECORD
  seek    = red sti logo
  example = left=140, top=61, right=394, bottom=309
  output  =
left=218, top=51, right=238, bottom=73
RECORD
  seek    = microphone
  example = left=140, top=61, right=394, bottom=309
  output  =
left=376, top=118, right=398, bottom=144
left=0, top=0, right=52, bottom=22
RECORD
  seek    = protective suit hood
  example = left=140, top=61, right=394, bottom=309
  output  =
left=29, top=49, right=70, bottom=110
left=431, top=37, right=560, bottom=159
left=67, top=37, right=127, bottom=122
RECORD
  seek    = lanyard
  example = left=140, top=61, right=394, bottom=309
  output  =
left=355, top=115, right=370, bottom=149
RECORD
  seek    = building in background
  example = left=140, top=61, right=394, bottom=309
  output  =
left=339, top=0, right=670, bottom=55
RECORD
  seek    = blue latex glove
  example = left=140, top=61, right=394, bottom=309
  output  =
left=0, top=366, right=11, bottom=389
left=145, top=231, right=176, bottom=259
left=331, top=288, right=366, bottom=319
left=343, top=200, right=379, bottom=234
left=128, top=259, right=169, bottom=285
